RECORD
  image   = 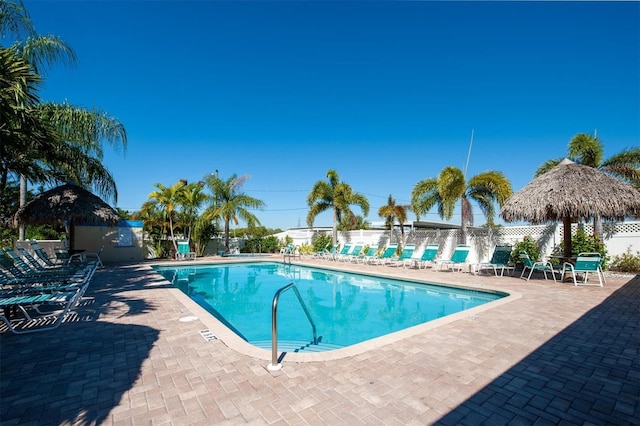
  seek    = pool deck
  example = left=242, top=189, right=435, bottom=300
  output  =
left=1, top=255, right=638, bottom=425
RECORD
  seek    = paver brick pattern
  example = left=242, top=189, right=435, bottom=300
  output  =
left=0, top=257, right=638, bottom=425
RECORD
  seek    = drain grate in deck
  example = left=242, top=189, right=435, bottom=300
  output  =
left=199, top=329, right=218, bottom=342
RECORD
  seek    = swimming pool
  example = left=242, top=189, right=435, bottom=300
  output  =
left=154, top=262, right=506, bottom=353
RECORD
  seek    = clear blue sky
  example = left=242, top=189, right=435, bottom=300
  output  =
left=25, top=1, right=640, bottom=230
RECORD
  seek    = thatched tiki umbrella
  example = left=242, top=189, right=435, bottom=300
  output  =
left=14, top=183, right=120, bottom=252
left=501, top=159, right=640, bottom=257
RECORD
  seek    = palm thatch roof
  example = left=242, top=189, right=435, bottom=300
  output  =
left=501, top=159, right=640, bottom=224
left=14, top=183, right=119, bottom=226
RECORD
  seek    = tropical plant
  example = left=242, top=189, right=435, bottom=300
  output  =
left=337, top=214, right=369, bottom=231
left=174, top=181, right=208, bottom=242
left=571, top=227, right=609, bottom=268
left=307, top=169, right=370, bottom=245
left=233, top=226, right=283, bottom=238
left=536, top=132, right=640, bottom=239
left=115, top=208, right=133, bottom=220
left=609, top=248, right=640, bottom=273
left=261, top=235, right=279, bottom=253
left=312, top=233, right=332, bottom=253
left=203, top=172, right=265, bottom=253
left=411, top=166, right=512, bottom=243
left=143, top=180, right=189, bottom=254
left=510, top=235, right=541, bottom=265
left=378, top=194, right=412, bottom=245
left=298, top=243, right=314, bottom=255
left=1, top=0, right=127, bottom=240
left=31, top=102, right=126, bottom=202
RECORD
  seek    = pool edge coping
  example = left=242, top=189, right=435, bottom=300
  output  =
left=151, top=259, right=522, bottom=365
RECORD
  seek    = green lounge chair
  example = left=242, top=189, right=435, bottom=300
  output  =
left=374, top=243, right=399, bottom=265
left=388, top=244, right=416, bottom=267
left=475, top=245, right=514, bottom=276
left=519, top=251, right=557, bottom=282
left=312, top=243, right=331, bottom=259
left=1, top=249, right=94, bottom=285
left=344, top=244, right=364, bottom=262
left=416, top=244, right=440, bottom=269
left=321, top=245, right=338, bottom=260
left=177, top=240, right=196, bottom=261
left=333, top=244, right=352, bottom=261
left=0, top=285, right=86, bottom=334
left=356, top=246, right=379, bottom=264
left=436, top=244, right=471, bottom=272
left=29, top=241, right=64, bottom=267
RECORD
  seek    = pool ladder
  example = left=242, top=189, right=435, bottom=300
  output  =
left=267, top=282, right=317, bottom=371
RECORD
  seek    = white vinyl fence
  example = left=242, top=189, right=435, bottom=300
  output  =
left=275, top=221, right=640, bottom=264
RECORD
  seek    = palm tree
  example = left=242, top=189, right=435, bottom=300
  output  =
left=33, top=101, right=127, bottom=202
left=338, top=214, right=369, bottom=231
left=1, top=0, right=127, bottom=240
left=203, top=173, right=265, bottom=253
left=378, top=194, right=412, bottom=245
left=307, top=169, right=370, bottom=246
left=175, top=181, right=208, bottom=242
left=411, top=166, right=512, bottom=243
left=143, top=181, right=188, bottom=254
left=536, top=132, right=640, bottom=239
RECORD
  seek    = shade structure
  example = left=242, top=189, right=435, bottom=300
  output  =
left=500, top=159, right=640, bottom=256
left=14, top=183, right=119, bottom=251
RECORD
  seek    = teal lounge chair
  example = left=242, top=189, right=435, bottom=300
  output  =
left=560, top=252, right=604, bottom=286
left=321, top=245, right=338, bottom=260
left=374, top=243, right=399, bottom=265
left=388, top=244, right=416, bottom=267
left=475, top=245, right=514, bottom=276
left=312, top=243, right=331, bottom=259
left=177, top=240, right=196, bottom=261
left=82, top=246, right=104, bottom=268
left=333, top=244, right=352, bottom=261
left=29, top=241, right=63, bottom=267
left=1, top=249, right=78, bottom=281
left=357, top=246, right=379, bottom=264
left=344, top=244, right=364, bottom=262
left=519, top=251, right=557, bottom=282
left=416, top=244, right=440, bottom=269
left=0, top=284, right=87, bottom=334
left=436, top=244, right=471, bottom=272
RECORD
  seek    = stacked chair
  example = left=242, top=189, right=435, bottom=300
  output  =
left=0, top=245, right=99, bottom=334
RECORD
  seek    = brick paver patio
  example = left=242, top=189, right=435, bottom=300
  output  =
left=1, top=256, right=638, bottom=425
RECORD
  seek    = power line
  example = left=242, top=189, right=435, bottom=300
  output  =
left=246, top=189, right=308, bottom=193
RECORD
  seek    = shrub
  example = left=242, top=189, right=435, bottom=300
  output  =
left=299, top=243, right=314, bottom=254
left=312, top=234, right=332, bottom=253
left=261, top=236, right=279, bottom=253
left=571, top=228, right=609, bottom=269
left=609, top=248, right=640, bottom=273
left=510, top=235, right=541, bottom=265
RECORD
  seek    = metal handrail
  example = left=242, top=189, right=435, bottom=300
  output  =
left=267, top=282, right=317, bottom=371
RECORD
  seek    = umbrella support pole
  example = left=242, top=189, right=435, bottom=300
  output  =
left=563, top=217, right=572, bottom=257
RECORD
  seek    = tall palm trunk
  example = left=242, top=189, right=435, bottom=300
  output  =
left=224, top=220, right=231, bottom=252
left=168, top=216, right=178, bottom=254
left=18, top=175, right=27, bottom=240
left=332, top=207, right=338, bottom=246
left=460, top=221, right=468, bottom=245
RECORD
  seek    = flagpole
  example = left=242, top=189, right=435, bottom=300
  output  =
left=463, top=129, right=474, bottom=178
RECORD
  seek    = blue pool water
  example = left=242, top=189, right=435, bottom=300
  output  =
left=154, top=262, right=504, bottom=351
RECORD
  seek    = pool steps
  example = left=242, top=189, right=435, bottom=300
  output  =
left=251, top=339, right=343, bottom=353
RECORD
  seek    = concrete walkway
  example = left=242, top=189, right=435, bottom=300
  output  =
left=1, top=256, right=638, bottom=425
